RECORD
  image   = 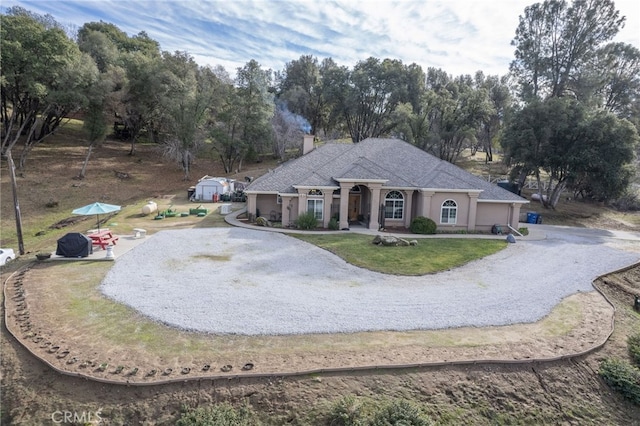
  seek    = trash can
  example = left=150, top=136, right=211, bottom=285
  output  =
left=536, top=214, right=543, bottom=224
left=527, top=212, right=539, bottom=224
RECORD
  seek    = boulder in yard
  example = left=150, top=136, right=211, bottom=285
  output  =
left=256, top=216, right=272, bottom=227
left=397, top=237, right=411, bottom=247
left=372, top=235, right=411, bottom=246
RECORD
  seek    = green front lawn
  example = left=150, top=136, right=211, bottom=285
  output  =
left=292, top=234, right=507, bottom=275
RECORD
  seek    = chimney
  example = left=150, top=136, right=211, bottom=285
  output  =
left=302, top=134, right=315, bottom=155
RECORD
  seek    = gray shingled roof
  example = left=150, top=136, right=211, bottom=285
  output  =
left=247, top=138, right=526, bottom=202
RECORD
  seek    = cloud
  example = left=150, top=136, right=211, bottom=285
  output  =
left=4, top=0, right=639, bottom=77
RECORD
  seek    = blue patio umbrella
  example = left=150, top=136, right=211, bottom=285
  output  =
left=72, top=202, right=121, bottom=231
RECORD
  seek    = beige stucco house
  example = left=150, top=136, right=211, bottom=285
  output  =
left=245, top=136, right=528, bottom=232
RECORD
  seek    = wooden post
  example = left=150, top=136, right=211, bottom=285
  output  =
left=6, top=150, right=25, bottom=255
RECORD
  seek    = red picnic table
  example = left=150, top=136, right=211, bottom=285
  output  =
left=88, top=230, right=119, bottom=250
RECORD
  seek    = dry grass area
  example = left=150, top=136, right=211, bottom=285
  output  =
left=0, top=125, right=275, bottom=254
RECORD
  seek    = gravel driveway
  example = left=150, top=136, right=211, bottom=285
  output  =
left=101, top=227, right=639, bottom=335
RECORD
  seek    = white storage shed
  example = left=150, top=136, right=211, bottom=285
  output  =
left=193, top=176, right=232, bottom=202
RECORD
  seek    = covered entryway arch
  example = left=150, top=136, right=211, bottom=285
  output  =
left=337, top=179, right=386, bottom=230
left=348, top=185, right=364, bottom=224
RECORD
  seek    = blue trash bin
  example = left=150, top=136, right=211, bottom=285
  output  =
left=527, top=212, right=539, bottom=224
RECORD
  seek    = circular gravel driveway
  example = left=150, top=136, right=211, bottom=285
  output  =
left=101, top=227, right=640, bottom=335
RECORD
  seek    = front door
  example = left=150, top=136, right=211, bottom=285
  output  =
left=348, top=194, right=360, bottom=222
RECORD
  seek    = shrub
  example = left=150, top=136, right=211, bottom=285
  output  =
left=629, top=333, right=640, bottom=367
left=295, top=211, right=318, bottom=230
left=611, top=189, right=640, bottom=211
left=176, top=403, right=259, bottom=426
left=410, top=216, right=436, bottom=234
left=45, top=199, right=59, bottom=208
left=370, top=399, right=431, bottom=426
left=325, top=395, right=364, bottom=426
left=328, top=217, right=340, bottom=230
left=599, top=358, right=640, bottom=405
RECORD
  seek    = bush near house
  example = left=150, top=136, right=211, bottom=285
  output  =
left=410, top=216, right=437, bottom=234
left=295, top=211, right=319, bottom=230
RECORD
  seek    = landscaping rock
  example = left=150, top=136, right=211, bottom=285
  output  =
left=397, top=238, right=411, bottom=247
left=256, top=216, right=272, bottom=227
left=506, top=234, right=516, bottom=243
left=372, top=235, right=411, bottom=246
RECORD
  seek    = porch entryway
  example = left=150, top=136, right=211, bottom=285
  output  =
left=348, top=194, right=360, bottom=222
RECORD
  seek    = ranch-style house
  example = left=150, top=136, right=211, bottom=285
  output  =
left=245, top=136, right=528, bottom=232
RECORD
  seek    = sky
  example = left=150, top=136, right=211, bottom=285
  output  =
left=3, top=0, right=639, bottom=77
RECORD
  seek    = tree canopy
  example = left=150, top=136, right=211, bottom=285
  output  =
left=2, top=0, right=639, bottom=213
left=1, top=6, right=98, bottom=168
left=510, top=0, right=624, bottom=101
left=501, top=97, right=638, bottom=208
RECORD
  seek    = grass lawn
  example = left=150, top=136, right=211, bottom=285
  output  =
left=292, top=234, right=508, bottom=275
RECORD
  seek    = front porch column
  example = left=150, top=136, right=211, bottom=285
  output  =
left=281, top=195, right=293, bottom=227
left=246, top=193, right=257, bottom=221
left=297, top=192, right=307, bottom=217
left=323, top=191, right=333, bottom=227
left=420, top=190, right=434, bottom=219
left=467, top=192, right=479, bottom=231
left=404, top=190, right=414, bottom=228
left=368, top=184, right=383, bottom=230
left=339, top=183, right=351, bottom=229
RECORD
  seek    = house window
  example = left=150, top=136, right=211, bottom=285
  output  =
left=384, top=190, right=404, bottom=219
left=307, top=189, right=324, bottom=220
left=307, top=199, right=323, bottom=220
left=441, top=199, right=457, bottom=224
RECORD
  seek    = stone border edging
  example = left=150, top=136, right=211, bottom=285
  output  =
left=4, top=260, right=637, bottom=387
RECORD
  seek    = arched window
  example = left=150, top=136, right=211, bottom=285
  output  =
left=384, top=190, right=404, bottom=219
left=307, top=189, right=324, bottom=220
left=440, top=199, right=457, bottom=224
